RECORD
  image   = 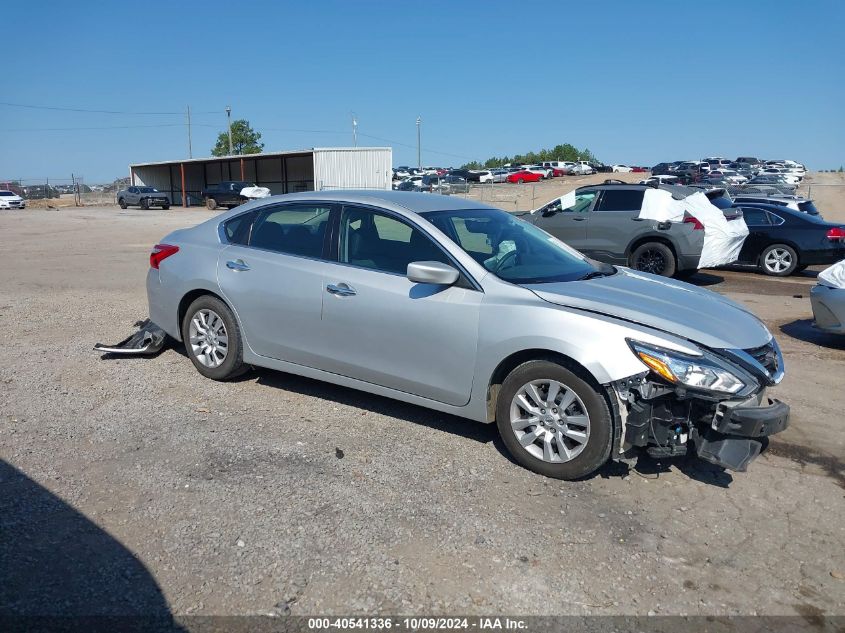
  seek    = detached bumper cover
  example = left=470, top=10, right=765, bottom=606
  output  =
left=94, top=319, right=167, bottom=356
left=694, top=397, right=790, bottom=471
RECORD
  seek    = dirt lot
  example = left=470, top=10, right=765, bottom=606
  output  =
left=1, top=174, right=844, bottom=620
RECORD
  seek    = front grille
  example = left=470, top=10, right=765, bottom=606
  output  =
left=745, top=342, right=778, bottom=374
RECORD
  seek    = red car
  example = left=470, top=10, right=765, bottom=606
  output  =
left=506, top=170, right=543, bottom=184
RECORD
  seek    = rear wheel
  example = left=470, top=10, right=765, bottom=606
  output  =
left=206, top=197, right=218, bottom=211
left=760, top=244, right=798, bottom=276
left=629, top=242, right=676, bottom=277
left=181, top=296, right=246, bottom=380
left=496, top=360, right=612, bottom=480
left=162, top=204, right=170, bottom=210
left=118, top=198, right=127, bottom=209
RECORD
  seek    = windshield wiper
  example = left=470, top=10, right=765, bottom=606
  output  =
left=579, top=265, right=616, bottom=280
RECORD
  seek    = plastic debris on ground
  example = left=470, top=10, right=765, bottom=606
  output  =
left=93, top=318, right=168, bottom=356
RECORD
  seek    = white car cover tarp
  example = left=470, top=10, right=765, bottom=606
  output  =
left=240, top=186, right=271, bottom=199
left=641, top=189, right=749, bottom=268
left=818, top=259, right=845, bottom=289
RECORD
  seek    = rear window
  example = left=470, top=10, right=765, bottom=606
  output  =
left=740, top=208, right=770, bottom=226
left=595, top=189, right=645, bottom=212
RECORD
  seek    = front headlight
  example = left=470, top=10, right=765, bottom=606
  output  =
left=627, top=340, right=746, bottom=395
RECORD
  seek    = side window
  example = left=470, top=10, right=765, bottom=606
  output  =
left=562, top=190, right=596, bottom=213
left=249, top=204, right=332, bottom=258
left=339, top=207, right=449, bottom=275
left=595, top=189, right=645, bottom=212
left=740, top=208, right=770, bottom=226
left=222, top=210, right=257, bottom=245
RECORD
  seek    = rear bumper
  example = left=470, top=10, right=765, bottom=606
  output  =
left=677, top=253, right=701, bottom=272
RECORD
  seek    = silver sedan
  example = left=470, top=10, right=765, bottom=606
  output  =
left=145, top=191, right=789, bottom=478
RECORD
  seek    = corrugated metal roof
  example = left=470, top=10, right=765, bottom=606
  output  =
left=130, top=147, right=390, bottom=169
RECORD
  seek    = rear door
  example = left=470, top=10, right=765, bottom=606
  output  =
left=217, top=202, right=336, bottom=365
left=736, top=207, right=773, bottom=263
left=584, top=188, right=646, bottom=260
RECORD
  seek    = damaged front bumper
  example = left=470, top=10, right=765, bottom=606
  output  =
left=611, top=374, right=789, bottom=472
left=93, top=318, right=168, bottom=356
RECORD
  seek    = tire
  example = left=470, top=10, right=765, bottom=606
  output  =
left=629, top=242, right=676, bottom=277
left=496, top=360, right=612, bottom=480
left=760, top=244, right=798, bottom=276
left=181, top=295, right=247, bottom=381
left=206, top=197, right=218, bottom=211
left=140, top=198, right=149, bottom=210
left=118, top=198, right=127, bottom=209
left=517, top=178, right=525, bottom=184
left=162, top=204, right=170, bottom=210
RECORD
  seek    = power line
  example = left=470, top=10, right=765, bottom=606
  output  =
left=1, top=123, right=188, bottom=131
left=0, top=101, right=219, bottom=115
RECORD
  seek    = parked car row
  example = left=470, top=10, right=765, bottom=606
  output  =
left=651, top=157, right=806, bottom=189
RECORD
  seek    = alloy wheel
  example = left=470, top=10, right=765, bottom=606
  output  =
left=635, top=249, right=667, bottom=274
left=509, top=379, right=591, bottom=463
left=764, top=248, right=792, bottom=274
left=188, top=309, right=228, bottom=368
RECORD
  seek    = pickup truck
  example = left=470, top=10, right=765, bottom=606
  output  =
left=202, top=181, right=255, bottom=210
left=117, top=186, right=170, bottom=210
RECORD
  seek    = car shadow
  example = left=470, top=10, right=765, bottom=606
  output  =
left=593, top=453, right=734, bottom=488
left=681, top=271, right=724, bottom=287
left=0, top=460, right=182, bottom=631
left=251, top=367, right=500, bottom=446
left=779, top=318, right=845, bottom=350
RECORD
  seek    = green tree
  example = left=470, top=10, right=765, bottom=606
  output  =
left=211, top=119, right=265, bottom=156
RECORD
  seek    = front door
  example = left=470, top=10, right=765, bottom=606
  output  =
left=533, top=189, right=597, bottom=250
left=584, top=188, right=647, bottom=261
left=318, top=206, right=482, bottom=406
left=217, top=202, right=334, bottom=366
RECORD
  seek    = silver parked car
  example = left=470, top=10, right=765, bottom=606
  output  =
left=145, top=191, right=788, bottom=479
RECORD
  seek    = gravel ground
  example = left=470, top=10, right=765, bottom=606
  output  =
left=1, top=195, right=844, bottom=620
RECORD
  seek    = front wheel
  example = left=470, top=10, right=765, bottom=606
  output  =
left=162, top=204, right=170, bottom=210
left=140, top=198, right=149, bottom=210
left=206, top=197, right=218, bottom=211
left=497, top=360, right=612, bottom=480
left=181, top=295, right=247, bottom=380
left=629, top=242, right=676, bottom=277
left=118, top=198, right=127, bottom=209
left=760, top=244, right=798, bottom=276
left=517, top=178, right=525, bottom=184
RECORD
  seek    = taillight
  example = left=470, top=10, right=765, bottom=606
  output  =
left=150, top=243, right=179, bottom=269
left=826, top=227, right=845, bottom=241
left=684, top=216, right=704, bottom=230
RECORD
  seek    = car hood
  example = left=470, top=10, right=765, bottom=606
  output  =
left=524, top=267, right=771, bottom=350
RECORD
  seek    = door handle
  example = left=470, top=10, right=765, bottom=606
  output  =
left=572, top=216, right=587, bottom=221
left=327, top=283, right=357, bottom=297
left=226, top=259, right=250, bottom=272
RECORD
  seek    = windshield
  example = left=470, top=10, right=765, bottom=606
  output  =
left=422, top=208, right=599, bottom=284
left=137, top=187, right=158, bottom=193
left=0, top=191, right=17, bottom=196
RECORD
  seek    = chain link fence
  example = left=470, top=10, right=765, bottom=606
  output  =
left=0, top=176, right=127, bottom=207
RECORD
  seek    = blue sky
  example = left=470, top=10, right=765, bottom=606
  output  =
left=2, top=0, right=844, bottom=182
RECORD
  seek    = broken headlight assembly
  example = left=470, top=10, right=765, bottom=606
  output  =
left=626, top=340, right=747, bottom=395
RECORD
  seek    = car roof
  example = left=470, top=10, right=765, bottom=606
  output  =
left=248, top=189, right=499, bottom=214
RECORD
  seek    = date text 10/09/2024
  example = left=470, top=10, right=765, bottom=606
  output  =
left=307, top=617, right=528, bottom=630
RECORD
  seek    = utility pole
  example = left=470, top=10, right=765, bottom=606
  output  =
left=416, top=116, right=422, bottom=169
left=186, top=105, right=193, bottom=158
left=226, top=105, right=233, bottom=155
left=352, top=113, right=358, bottom=147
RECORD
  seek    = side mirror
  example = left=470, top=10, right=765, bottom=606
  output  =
left=407, top=261, right=459, bottom=285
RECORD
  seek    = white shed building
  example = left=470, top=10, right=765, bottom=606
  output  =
left=129, top=147, right=392, bottom=207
